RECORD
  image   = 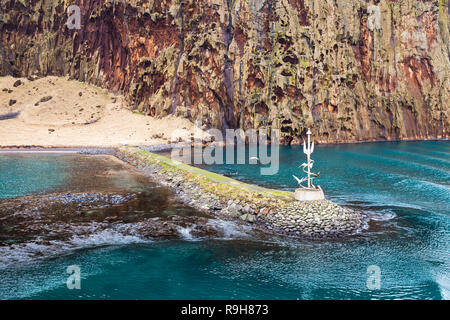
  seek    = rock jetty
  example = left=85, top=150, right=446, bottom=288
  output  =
left=116, top=146, right=367, bottom=239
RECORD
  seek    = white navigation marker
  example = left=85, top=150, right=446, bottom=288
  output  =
left=303, top=128, right=314, bottom=188
left=293, top=128, right=325, bottom=201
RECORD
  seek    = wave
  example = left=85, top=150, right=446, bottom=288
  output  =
left=342, top=149, right=450, bottom=181
left=0, top=226, right=150, bottom=269
left=340, top=192, right=426, bottom=211
left=393, top=150, right=450, bottom=167
left=68, top=229, right=149, bottom=248
left=393, top=178, right=450, bottom=200
left=0, top=218, right=256, bottom=268
left=435, top=273, right=450, bottom=300
left=207, top=219, right=253, bottom=240
left=368, top=210, right=398, bottom=222
left=176, top=226, right=199, bottom=241
left=176, top=219, right=253, bottom=241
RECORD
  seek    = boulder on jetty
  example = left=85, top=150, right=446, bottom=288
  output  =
left=116, top=146, right=366, bottom=239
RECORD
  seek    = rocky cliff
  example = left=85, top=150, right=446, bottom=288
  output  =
left=1, top=0, right=449, bottom=143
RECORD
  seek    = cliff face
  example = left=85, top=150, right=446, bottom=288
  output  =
left=1, top=0, right=449, bottom=143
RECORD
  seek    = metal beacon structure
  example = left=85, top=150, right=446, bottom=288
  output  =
left=293, top=129, right=325, bottom=201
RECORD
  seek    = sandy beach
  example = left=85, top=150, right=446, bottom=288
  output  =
left=0, top=76, right=193, bottom=148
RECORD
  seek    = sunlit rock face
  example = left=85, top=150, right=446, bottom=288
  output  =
left=0, top=0, right=448, bottom=143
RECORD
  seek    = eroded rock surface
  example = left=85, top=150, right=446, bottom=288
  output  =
left=0, top=0, right=448, bottom=143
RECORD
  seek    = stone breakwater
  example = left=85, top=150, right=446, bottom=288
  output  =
left=116, top=146, right=367, bottom=239
left=265, top=201, right=365, bottom=238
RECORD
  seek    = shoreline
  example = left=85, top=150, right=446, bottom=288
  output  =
left=0, top=147, right=117, bottom=154
left=0, top=76, right=194, bottom=148
left=0, top=137, right=448, bottom=151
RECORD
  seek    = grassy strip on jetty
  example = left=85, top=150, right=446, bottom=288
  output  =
left=118, top=146, right=293, bottom=208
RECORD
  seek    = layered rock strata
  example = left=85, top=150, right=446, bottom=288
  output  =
left=1, top=0, right=448, bottom=143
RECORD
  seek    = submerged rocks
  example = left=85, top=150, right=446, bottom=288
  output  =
left=43, top=192, right=137, bottom=206
left=0, top=191, right=259, bottom=267
left=77, top=148, right=116, bottom=155
left=0, top=192, right=139, bottom=245
left=0, top=191, right=231, bottom=243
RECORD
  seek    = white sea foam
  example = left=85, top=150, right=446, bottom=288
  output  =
left=0, top=227, right=149, bottom=269
left=434, top=270, right=450, bottom=300
left=176, top=219, right=252, bottom=241
left=176, top=226, right=197, bottom=241
left=68, top=229, right=148, bottom=247
left=0, top=218, right=254, bottom=267
left=207, top=219, right=252, bottom=239
left=369, top=210, right=397, bottom=221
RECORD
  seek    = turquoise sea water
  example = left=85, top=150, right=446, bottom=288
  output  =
left=0, top=154, right=69, bottom=199
left=0, top=141, right=449, bottom=300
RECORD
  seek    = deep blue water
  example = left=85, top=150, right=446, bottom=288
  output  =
left=0, top=141, right=449, bottom=300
